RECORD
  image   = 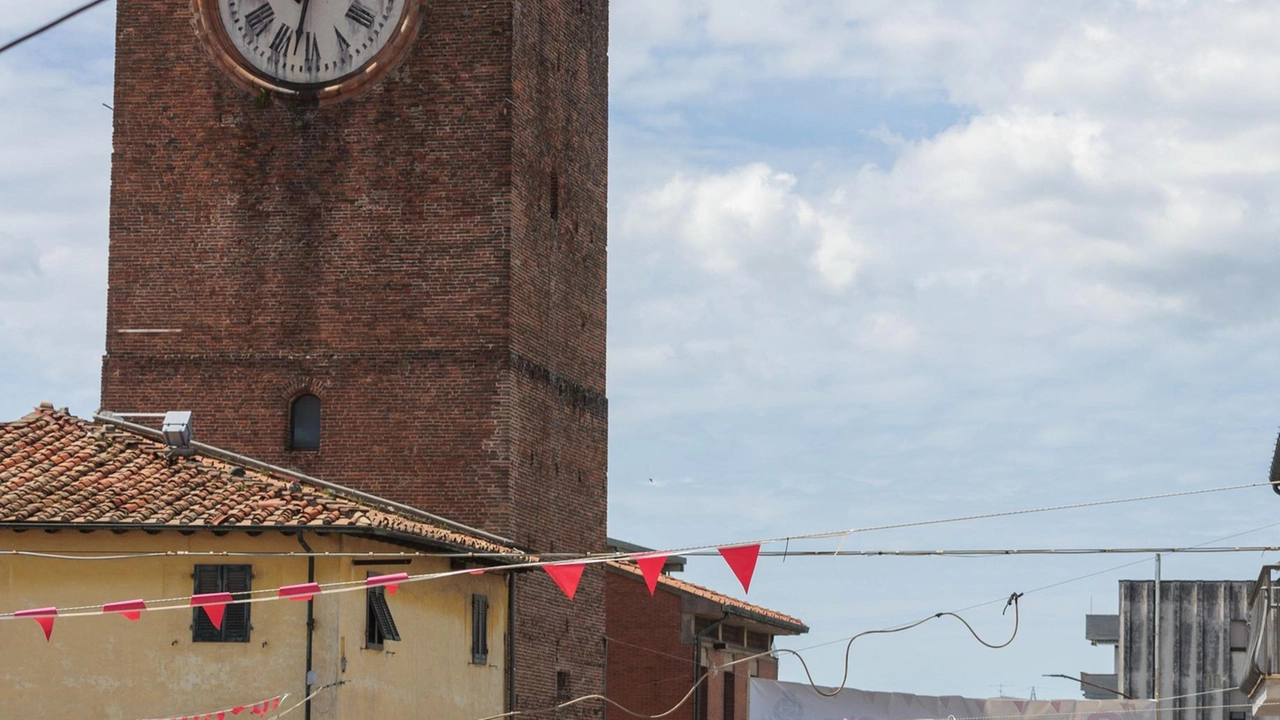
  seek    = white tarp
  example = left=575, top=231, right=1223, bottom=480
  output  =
left=749, top=678, right=1156, bottom=720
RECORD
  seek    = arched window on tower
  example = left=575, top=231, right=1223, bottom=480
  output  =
left=290, top=394, right=321, bottom=451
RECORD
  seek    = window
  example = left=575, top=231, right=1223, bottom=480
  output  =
left=192, top=564, right=251, bottom=643
left=746, top=631, right=771, bottom=651
left=365, top=584, right=401, bottom=649
left=721, top=625, right=745, bottom=646
left=557, top=670, right=572, bottom=701
left=1231, top=620, right=1249, bottom=651
left=290, top=394, right=321, bottom=450
left=724, top=671, right=737, bottom=720
left=472, top=594, right=489, bottom=665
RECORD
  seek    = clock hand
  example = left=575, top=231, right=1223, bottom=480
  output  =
left=294, top=0, right=311, bottom=51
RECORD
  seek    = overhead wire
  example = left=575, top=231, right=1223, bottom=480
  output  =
left=0, top=0, right=111, bottom=56
left=472, top=597, right=1023, bottom=720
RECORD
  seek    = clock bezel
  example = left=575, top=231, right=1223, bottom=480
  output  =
left=192, top=0, right=424, bottom=103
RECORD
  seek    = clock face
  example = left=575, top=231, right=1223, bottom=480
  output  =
left=217, top=0, right=408, bottom=87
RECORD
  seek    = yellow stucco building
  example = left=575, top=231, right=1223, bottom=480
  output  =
left=0, top=405, right=522, bottom=720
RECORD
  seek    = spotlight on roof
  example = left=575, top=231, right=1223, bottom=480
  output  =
left=162, top=411, right=193, bottom=455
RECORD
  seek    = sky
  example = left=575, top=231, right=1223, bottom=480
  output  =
left=4, top=0, right=1280, bottom=703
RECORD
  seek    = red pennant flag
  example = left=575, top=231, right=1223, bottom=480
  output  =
left=278, top=583, right=321, bottom=601
left=231, top=707, right=246, bottom=715
left=718, top=545, right=761, bottom=593
left=1015, top=701, right=1027, bottom=713
left=469, top=569, right=486, bottom=575
left=217, top=713, right=226, bottom=719
left=273, top=697, right=281, bottom=709
left=15, top=607, right=57, bottom=642
left=104, top=599, right=148, bottom=621
left=543, top=562, right=586, bottom=600
left=633, top=553, right=669, bottom=596
left=366, top=573, right=410, bottom=596
left=1051, top=702, right=1062, bottom=712
left=191, top=592, right=233, bottom=630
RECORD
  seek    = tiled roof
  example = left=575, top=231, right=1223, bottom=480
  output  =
left=0, top=404, right=519, bottom=555
left=608, top=561, right=808, bottom=633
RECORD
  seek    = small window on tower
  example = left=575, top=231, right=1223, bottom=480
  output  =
left=290, top=394, right=321, bottom=451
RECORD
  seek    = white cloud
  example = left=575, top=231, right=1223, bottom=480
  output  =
left=625, top=163, right=867, bottom=291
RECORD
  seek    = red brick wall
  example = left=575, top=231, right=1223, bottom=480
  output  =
left=606, top=570, right=696, bottom=720
left=102, top=0, right=607, bottom=715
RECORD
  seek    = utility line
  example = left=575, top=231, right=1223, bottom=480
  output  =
left=0, top=0, right=111, bottom=56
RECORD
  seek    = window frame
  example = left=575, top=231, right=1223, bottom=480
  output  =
left=289, top=393, right=322, bottom=451
left=192, top=564, right=252, bottom=643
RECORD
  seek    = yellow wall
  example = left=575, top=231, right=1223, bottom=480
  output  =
left=0, top=530, right=507, bottom=720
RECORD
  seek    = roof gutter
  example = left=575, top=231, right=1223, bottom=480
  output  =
left=93, top=412, right=521, bottom=550
left=0, top=522, right=525, bottom=563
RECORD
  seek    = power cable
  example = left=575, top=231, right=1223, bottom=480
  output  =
left=0, top=0, right=111, bottom=56
left=472, top=597, right=1022, bottom=720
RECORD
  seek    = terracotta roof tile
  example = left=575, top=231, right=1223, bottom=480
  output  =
left=607, top=561, right=808, bottom=633
left=0, top=405, right=519, bottom=556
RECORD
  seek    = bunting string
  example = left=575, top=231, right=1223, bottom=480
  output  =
left=134, top=693, right=287, bottom=720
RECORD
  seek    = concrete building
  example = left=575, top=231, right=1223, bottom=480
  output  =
left=0, top=405, right=518, bottom=719
left=1084, top=580, right=1252, bottom=720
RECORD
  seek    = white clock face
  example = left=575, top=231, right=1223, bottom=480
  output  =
left=218, top=0, right=407, bottom=86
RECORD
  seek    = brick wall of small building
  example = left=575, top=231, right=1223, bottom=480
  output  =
left=103, top=0, right=607, bottom=715
left=605, top=570, right=782, bottom=720
left=606, top=569, right=696, bottom=720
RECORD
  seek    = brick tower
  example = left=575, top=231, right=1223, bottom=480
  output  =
left=101, top=0, right=607, bottom=715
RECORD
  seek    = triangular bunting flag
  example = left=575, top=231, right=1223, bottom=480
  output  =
left=1015, top=701, right=1027, bottom=713
left=15, top=607, right=57, bottom=642
left=104, top=599, right=147, bottom=621
left=231, top=707, right=246, bottom=715
left=273, top=697, right=281, bottom=709
left=718, top=545, right=761, bottom=593
left=1051, top=701, right=1062, bottom=712
left=191, top=592, right=233, bottom=630
left=633, top=553, right=669, bottom=596
left=543, top=562, right=587, bottom=600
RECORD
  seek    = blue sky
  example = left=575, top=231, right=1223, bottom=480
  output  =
left=5, top=0, right=1280, bottom=702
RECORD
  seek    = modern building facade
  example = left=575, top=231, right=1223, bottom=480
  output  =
left=1084, top=580, right=1252, bottom=720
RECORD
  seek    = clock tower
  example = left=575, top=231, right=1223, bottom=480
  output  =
left=101, top=0, right=608, bottom=714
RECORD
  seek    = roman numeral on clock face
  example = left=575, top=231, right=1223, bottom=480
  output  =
left=269, top=23, right=293, bottom=55
left=304, top=31, right=321, bottom=66
left=345, top=1, right=376, bottom=28
left=244, top=3, right=275, bottom=36
left=334, top=27, right=351, bottom=55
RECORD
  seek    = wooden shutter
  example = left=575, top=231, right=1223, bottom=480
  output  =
left=222, top=565, right=252, bottom=643
left=192, top=565, right=223, bottom=642
left=472, top=594, right=489, bottom=665
left=368, top=587, right=401, bottom=643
